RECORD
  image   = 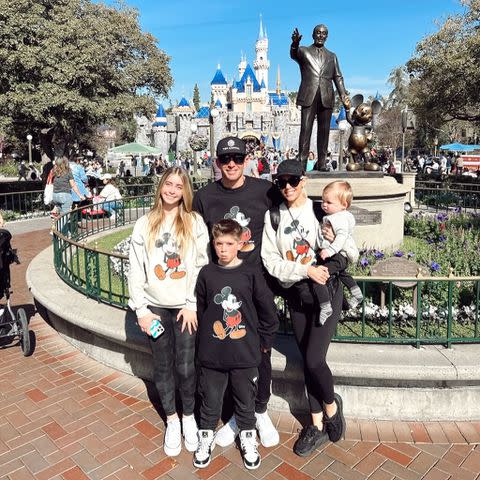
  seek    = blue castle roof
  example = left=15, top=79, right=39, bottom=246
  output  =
left=214, top=99, right=222, bottom=108
left=336, top=106, right=346, bottom=123
left=195, top=106, right=210, bottom=118
left=268, top=92, right=288, bottom=106
left=330, top=114, right=338, bottom=130
left=178, top=97, right=190, bottom=107
left=210, top=66, right=227, bottom=85
left=234, top=64, right=261, bottom=93
left=152, top=104, right=167, bottom=127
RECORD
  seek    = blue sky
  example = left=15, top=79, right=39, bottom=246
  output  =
left=111, top=0, right=465, bottom=106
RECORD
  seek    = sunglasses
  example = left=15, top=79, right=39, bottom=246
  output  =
left=275, top=176, right=302, bottom=189
left=218, top=155, right=245, bottom=165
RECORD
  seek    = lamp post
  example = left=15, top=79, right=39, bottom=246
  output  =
left=190, top=123, right=198, bottom=177
left=26, top=134, right=33, bottom=165
left=209, top=107, right=219, bottom=181
left=434, top=137, right=438, bottom=157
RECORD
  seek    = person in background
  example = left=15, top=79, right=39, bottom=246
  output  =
left=70, top=156, right=91, bottom=209
left=306, top=151, right=316, bottom=172
left=51, top=157, right=85, bottom=234
left=41, top=159, right=54, bottom=187
left=243, top=153, right=260, bottom=178
left=17, top=161, right=28, bottom=181
left=128, top=167, right=209, bottom=458
left=98, top=174, right=122, bottom=219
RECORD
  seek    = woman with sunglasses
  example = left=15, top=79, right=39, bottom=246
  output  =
left=261, top=159, right=345, bottom=457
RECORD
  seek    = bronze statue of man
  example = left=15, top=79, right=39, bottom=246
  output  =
left=290, top=24, right=350, bottom=171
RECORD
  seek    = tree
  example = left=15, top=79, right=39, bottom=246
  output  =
left=193, top=83, right=201, bottom=111
left=0, top=0, right=172, bottom=160
left=386, top=66, right=409, bottom=109
left=406, top=0, right=480, bottom=124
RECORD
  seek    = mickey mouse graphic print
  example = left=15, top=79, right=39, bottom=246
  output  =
left=195, top=262, right=278, bottom=370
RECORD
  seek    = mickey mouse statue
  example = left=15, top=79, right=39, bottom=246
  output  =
left=345, top=94, right=382, bottom=171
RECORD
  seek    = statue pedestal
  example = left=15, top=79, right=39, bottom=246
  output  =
left=305, top=172, right=410, bottom=251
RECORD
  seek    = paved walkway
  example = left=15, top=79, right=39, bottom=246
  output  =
left=0, top=223, right=479, bottom=480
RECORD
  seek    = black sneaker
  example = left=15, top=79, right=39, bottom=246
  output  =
left=324, top=393, right=346, bottom=442
left=293, top=425, right=328, bottom=457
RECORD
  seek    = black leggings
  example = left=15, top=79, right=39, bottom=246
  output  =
left=148, top=306, right=196, bottom=417
left=287, top=277, right=342, bottom=413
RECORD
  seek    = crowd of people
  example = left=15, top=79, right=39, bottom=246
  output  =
left=40, top=155, right=122, bottom=234
left=127, top=136, right=362, bottom=470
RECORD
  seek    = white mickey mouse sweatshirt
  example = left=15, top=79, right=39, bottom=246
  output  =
left=128, top=213, right=209, bottom=318
left=261, top=198, right=321, bottom=289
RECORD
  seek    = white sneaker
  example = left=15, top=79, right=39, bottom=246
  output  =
left=215, top=416, right=239, bottom=447
left=239, top=430, right=261, bottom=470
left=163, top=418, right=181, bottom=457
left=182, top=415, right=198, bottom=452
left=255, top=411, right=279, bottom=447
left=193, top=429, right=215, bottom=469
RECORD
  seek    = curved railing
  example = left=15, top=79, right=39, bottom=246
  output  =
left=52, top=194, right=480, bottom=347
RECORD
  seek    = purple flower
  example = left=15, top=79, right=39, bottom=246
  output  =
left=373, top=250, right=384, bottom=259
left=394, top=250, right=404, bottom=257
left=436, top=213, right=448, bottom=222
left=427, top=239, right=434, bottom=244
left=430, top=261, right=441, bottom=272
left=360, top=257, right=369, bottom=268
left=438, top=235, right=447, bottom=242
left=407, top=252, right=415, bottom=258
left=454, top=206, right=461, bottom=214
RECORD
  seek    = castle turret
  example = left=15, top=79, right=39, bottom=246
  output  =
left=253, top=15, right=270, bottom=92
left=172, top=97, right=195, bottom=155
left=210, top=64, right=228, bottom=110
left=152, top=104, right=168, bottom=158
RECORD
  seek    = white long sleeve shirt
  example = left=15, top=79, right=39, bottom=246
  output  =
left=128, top=213, right=209, bottom=318
left=261, top=198, right=320, bottom=289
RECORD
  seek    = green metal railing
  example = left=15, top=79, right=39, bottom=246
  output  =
left=414, top=187, right=479, bottom=213
left=52, top=193, right=480, bottom=347
left=0, top=189, right=50, bottom=219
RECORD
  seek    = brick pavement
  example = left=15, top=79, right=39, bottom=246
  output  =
left=0, top=227, right=479, bottom=479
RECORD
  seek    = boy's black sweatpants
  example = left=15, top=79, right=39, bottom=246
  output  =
left=198, top=366, right=258, bottom=431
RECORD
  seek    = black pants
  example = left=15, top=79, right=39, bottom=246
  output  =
left=148, top=306, right=196, bottom=417
left=287, top=277, right=342, bottom=413
left=298, top=89, right=332, bottom=170
left=198, top=366, right=258, bottom=431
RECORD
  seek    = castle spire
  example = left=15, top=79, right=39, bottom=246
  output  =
left=258, top=14, right=264, bottom=39
left=276, top=65, right=281, bottom=94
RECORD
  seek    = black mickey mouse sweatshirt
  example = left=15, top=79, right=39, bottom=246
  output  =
left=195, top=261, right=278, bottom=370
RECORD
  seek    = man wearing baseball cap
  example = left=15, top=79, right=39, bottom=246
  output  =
left=193, top=136, right=282, bottom=449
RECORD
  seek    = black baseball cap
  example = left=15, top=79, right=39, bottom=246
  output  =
left=216, top=136, right=246, bottom=157
left=276, top=159, right=305, bottom=177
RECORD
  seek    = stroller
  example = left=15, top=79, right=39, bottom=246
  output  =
left=0, top=229, right=32, bottom=356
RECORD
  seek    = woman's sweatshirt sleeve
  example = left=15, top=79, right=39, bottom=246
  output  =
left=261, top=211, right=309, bottom=284
left=253, top=268, right=279, bottom=350
left=127, top=218, right=151, bottom=318
left=184, top=214, right=210, bottom=311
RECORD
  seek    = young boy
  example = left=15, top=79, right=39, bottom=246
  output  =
left=313, top=180, right=363, bottom=325
left=194, top=219, right=278, bottom=470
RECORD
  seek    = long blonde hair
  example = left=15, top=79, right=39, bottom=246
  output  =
left=146, top=167, right=195, bottom=255
left=54, top=156, right=70, bottom=176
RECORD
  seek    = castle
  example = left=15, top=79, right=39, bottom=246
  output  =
left=135, top=17, right=342, bottom=161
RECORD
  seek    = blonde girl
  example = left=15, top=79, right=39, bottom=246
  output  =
left=128, top=167, right=209, bottom=457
